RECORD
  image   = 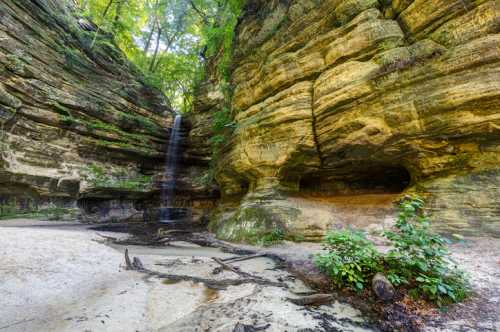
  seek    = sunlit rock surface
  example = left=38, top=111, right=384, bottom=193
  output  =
left=206, top=0, right=500, bottom=240
left=0, top=0, right=174, bottom=221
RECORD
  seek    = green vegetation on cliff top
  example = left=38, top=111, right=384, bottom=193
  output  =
left=80, top=0, right=244, bottom=113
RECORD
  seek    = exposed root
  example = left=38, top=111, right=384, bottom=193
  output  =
left=124, top=248, right=144, bottom=271
left=123, top=249, right=288, bottom=290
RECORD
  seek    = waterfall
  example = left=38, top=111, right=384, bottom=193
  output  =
left=160, top=114, right=182, bottom=223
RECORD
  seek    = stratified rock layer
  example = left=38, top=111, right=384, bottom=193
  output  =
left=0, top=0, right=173, bottom=220
left=210, top=0, right=500, bottom=239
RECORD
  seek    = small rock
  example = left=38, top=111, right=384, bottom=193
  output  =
left=372, top=273, right=395, bottom=301
left=287, top=260, right=331, bottom=290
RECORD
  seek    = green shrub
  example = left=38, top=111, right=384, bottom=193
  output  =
left=83, top=164, right=152, bottom=190
left=259, top=228, right=285, bottom=247
left=314, top=196, right=470, bottom=306
left=383, top=196, right=470, bottom=306
left=315, top=230, right=381, bottom=291
left=238, top=228, right=285, bottom=247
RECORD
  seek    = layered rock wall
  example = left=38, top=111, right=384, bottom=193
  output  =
left=209, top=0, right=500, bottom=239
left=0, top=0, right=173, bottom=221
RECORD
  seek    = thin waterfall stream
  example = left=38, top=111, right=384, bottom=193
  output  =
left=160, top=114, right=182, bottom=223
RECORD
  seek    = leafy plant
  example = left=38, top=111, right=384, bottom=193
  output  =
left=383, top=196, right=470, bottom=306
left=237, top=227, right=285, bottom=247
left=314, top=196, right=471, bottom=306
left=315, top=230, right=381, bottom=291
left=259, top=228, right=285, bottom=247
left=0, top=200, right=76, bottom=221
left=79, top=0, right=245, bottom=113
left=83, top=164, right=152, bottom=190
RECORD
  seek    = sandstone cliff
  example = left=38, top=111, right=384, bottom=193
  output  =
left=0, top=0, right=174, bottom=221
left=205, top=0, right=500, bottom=240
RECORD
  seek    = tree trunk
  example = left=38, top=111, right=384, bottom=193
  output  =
left=149, top=23, right=162, bottom=72
left=102, top=0, right=114, bottom=17
left=90, top=0, right=114, bottom=49
left=143, top=0, right=159, bottom=53
left=112, top=0, right=125, bottom=32
left=143, top=19, right=156, bottom=53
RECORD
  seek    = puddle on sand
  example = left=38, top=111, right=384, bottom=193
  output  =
left=203, top=287, right=219, bottom=303
left=162, top=280, right=219, bottom=304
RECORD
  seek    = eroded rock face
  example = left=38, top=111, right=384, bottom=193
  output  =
left=209, top=0, right=500, bottom=239
left=0, top=1, right=173, bottom=220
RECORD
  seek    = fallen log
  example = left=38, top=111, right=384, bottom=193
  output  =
left=132, top=257, right=144, bottom=270
left=95, top=233, right=118, bottom=242
left=212, top=257, right=257, bottom=279
left=123, top=249, right=287, bottom=289
left=233, top=322, right=271, bottom=332
left=124, top=249, right=145, bottom=271
left=124, top=248, right=133, bottom=270
left=287, top=293, right=334, bottom=306
left=222, top=254, right=267, bottom=264
left=143, top=268, right=288, bottom=290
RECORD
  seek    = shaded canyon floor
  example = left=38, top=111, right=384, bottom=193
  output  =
left=0, top=219, right=499, bottom=332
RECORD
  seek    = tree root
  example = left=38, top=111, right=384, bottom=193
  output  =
left=123, top=249, right=288, bottom=290
left=143, top=268, right=288, bottom=290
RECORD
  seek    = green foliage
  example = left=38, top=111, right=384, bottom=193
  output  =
left=0, top=201, right=17, bottom=218
left=78, top=0, right=245, bottom=113
left=199, top=0, right=245, bottom=79
left=259, top=228, right=285, bottom=246
left=5, top=54, right=25, bottom=73
left=315, top=230, right=381, bottom=291
left=212, top=106, right=235, bottom=132
left=236, top=227, right=285, bottom=247
left=0, top=200, right=76, bottom=221
left=83, top=164, right=152, bottom=190
left=205, top=106, right=237, bottom=183
left=78, top=0, right=206, bottom=113
left=383, top=197, right=470, bottom=306
left=314, top=196, right=470, bottom=306
left=118, top=111, right=158, bottom=132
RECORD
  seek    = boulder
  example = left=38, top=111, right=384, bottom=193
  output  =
left=372, top=273, right=395, bottom=301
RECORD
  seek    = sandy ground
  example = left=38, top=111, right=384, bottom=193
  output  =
left=221, top=234, right=500, bottom=332
left=427, top=238, right=500, bottom=332
left=0, top=219, right=373, bottom=332
left=1, top=219, right=499, bottom=332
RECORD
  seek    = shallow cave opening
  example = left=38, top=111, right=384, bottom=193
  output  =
left=240, top=179, right=250, bottom=195
left=299, top=165, right=412, bottom=195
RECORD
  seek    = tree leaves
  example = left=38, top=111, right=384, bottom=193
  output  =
left=78, top=0, right=244, bottom=113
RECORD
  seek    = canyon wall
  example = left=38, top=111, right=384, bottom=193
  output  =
left=205, top=0, right=500, bottom=240
left=0, top=0, right=175, bottom=221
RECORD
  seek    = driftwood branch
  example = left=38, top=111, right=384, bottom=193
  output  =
left=222, top=254, right=267, bottom=264
left=233, top=322, right=271, bottom=332
left=123, top=250, right=287, bottom=289
left=286, top=294, right=334, bottom=306
left=143, top=268, right=287, bottom=290
left=124, top=248, right=133, bottom=269
left=124, top=248, right=145, bottom=271
left=212, top=257, right=258, bottom=279
left=95, top=233, right=118, bottom=241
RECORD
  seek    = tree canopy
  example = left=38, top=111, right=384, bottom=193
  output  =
left=77, top=0, right=245, bottom=113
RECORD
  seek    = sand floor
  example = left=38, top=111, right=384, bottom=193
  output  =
left=0, top=219, right=373, bottom=332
